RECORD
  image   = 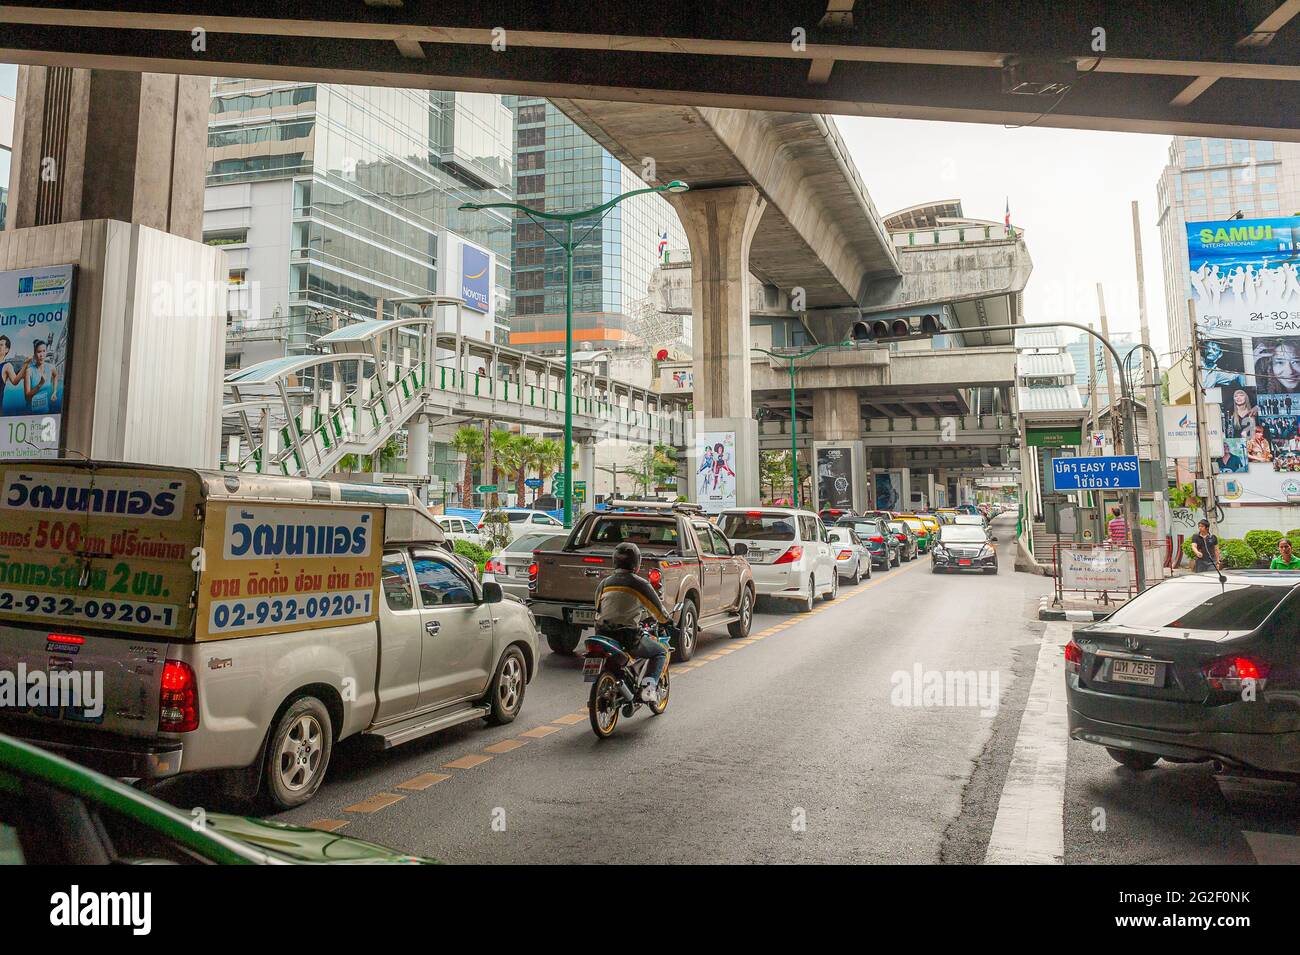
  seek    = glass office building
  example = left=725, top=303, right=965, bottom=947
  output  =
left=505, top=96, right=686, bottom=354
left=206, top=80, right=514, bottom=365
left=0, top=65, right=15, bottom=231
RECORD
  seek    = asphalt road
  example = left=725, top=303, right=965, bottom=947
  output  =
left=241, top=514, right=1055, bottom=863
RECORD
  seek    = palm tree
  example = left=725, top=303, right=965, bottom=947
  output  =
left=490, top=429, right=525, bottom=508
left=532, top=438, right=563, bottom=501
left=451, top=425, right=485, bottom=505
left=513, top=434, right=540, bottom=502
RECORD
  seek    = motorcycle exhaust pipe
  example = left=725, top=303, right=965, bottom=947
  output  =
left=616, top=682, right=635, bottom=703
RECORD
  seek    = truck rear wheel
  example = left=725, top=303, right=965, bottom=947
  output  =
left=540, top=619, right=581, bottom=655
left=671, top=600, right=698, bottom=663
left=727, top=587, right=754, bottom=639
left=263, top=696, right=333, bottom=810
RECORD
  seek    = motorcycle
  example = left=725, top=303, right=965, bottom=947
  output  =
left=582, top=605, right=681, bottom=739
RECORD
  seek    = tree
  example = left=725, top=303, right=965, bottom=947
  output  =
left=490, top=429, right=528, bottom=506
left=451, top=425, right=485, bottom=504
left=534, top=438, right=564, bottom=499
left=759, top=450, right=793, bottom=503
left=626, top=442, right=677, bottom=496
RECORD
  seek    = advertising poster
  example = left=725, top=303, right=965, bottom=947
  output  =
left=1188, top=217, right=1300, bottom=504
left=0, top=465, right=202, bottom=637
left=874, top=470, right=903, bottom=511
left=695, top=431, right=737, bottom=514
left=196, top=503, right=383, bottom=641
left=0, top=264, right=75, bottom=459
left=460, top=244, right=491, bottom=313
left=816, top=447, right=853, bottom=510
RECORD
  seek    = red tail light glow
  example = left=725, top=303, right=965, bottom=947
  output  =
left=773, top=546, right=803, bottom=564
left=47, top=633, right=85, bottom=646
left=582, top=556, right=605, bottom=564
left=1203, top=655, right=1271, bottom=692
left=484, top=558, right=505, bottom=575
left=869, top=536, right=884, bottom=543
left=648, top=567, right=663, bottom=590
left=837, top=550, right=853, bottom=560
left=159, top=660, right=198, bottom=733
left=1064, top=640, right=1082, bottom=675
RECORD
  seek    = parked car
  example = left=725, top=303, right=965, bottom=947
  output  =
left=436, top=515, right=487, bottom=549
left=483, top=531, right=568, bottom=601
left=1066, top=571, right=1300, bottom=775
left=530, top=501, right=755, bottom=659
left=0, top=460, right=539, bottom=810
left=481, top=508, right=567, bottom=542
left=827, top=526, right=872, bottom=583
left=0, top=734, right=434, bottom=864
left=838, top=516, right=900, bottom=569
left=719, top=507, right=839, bottom=613
left=932, top=522, right=999, bottom=573
left=888, top=520, right=920, bottom=561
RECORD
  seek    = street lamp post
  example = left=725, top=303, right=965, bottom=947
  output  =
left=461, top=180, right=689, bottom=527
left=751, top=341, right=854, bottom=510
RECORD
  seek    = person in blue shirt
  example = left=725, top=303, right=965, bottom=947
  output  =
left=22, top=339, right=58, bottom=414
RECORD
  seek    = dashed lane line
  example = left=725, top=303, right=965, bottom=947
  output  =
left=396, top=772, right=451, bottom=791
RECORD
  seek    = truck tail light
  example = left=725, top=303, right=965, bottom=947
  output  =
left=159, top=660, right=198, bottom=733
left=647, top=567, right=663, bottom=591
left=528, top=561, right=539, bottom=593
left=773, top=546, right=803, bottom=565
left=1064, top=640, right=1083, bottom=675
left=1203, top=655, right=1271, bottom=692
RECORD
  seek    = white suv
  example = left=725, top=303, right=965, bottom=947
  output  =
left=717, top=507, right=839, bottom=612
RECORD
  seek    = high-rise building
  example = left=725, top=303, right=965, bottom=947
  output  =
left=505, top=96, right=687, bottom=355
left=0, top=65, right=15, bottom=231
left=1155, top=136, right=1300, bottom=355
left=205, top=80, right=515, bottom=370
left=1065, top=330, right=1142, bottom=407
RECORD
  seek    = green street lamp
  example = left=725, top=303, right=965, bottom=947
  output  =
left=461, top=180, right=689, bottom=527
left=751, top=341, right=854, bottom=510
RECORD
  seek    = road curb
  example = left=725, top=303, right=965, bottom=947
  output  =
left=1036, top=596, right=1109, bottom=622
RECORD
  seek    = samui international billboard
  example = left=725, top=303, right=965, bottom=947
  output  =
left=1187, top=216, right=1300, bottom=504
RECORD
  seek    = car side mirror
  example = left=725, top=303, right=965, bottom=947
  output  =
left=991, top=536, right=999, bottom=542
left=732, top=542, right=749, bottom=557
left=482, top=581, right=504, bottom=604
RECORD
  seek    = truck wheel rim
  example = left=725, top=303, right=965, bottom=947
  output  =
left=682, top=610, right=696, bottom=653
left=498, top=655, right=523, bottom=712
left=277, top=714, right=324, bottom=793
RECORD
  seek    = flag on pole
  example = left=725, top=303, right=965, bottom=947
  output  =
left=1004, top=198, right=1011, bottom=229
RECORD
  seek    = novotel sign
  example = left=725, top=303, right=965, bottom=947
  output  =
left=460, top=244, right=491, bottom=313
left=1051, top=455, right=1141, bottom=491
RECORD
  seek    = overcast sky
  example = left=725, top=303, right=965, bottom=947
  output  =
left=837, top=116, right=1174, bottom=360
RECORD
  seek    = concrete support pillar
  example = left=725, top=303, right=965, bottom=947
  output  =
left=8, top=67, right=207, bottom=240
left=406, top=416, right=429, bottom=476
left=578, top=438, right=596, bottom=512
left=812, top=389, right=861, bottom=442
left=669, top=185, right=766, bottom=420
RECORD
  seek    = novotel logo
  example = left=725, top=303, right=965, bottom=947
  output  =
left=460, top=245, right=490, bottom=313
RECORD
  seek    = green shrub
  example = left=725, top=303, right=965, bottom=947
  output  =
left=1244, top=530, right=1283, bottom=560
left=1218, top=538, right=1257, bottom=570
left=1286, top=529, right=1300, bottom=546
left=1181, top=539, right=1197, bottom=561
left=452, top=539, right=492, bottom=577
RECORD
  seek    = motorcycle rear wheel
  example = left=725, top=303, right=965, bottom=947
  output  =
left=648, top=666, right=670, bottom=716
left=589, top=672, right=621, bottom=738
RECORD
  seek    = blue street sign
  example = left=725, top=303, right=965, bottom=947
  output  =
left=1051, top=455, right=1141, bottom=491
left=525, top=478, right=544, bottom=489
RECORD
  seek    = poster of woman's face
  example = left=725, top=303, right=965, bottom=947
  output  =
left=1253, top=337, right=1300, bottom=394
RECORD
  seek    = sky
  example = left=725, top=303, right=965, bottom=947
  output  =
left=836, top=116, right=1174, bottom=360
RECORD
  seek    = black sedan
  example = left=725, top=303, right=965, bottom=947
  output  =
left=1066, top=571, right=1300, bottom=774
left=931, top=524, right=998, bottom=573
left=837, top=517, right=900, bottom=569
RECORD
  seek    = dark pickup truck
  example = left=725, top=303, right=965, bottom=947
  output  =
left=527, top=502, right=756, bottom=661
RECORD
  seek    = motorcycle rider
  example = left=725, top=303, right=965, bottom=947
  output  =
left=593, top=542, right=671, bottom=703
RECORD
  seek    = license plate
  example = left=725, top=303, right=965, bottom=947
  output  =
left=582, top=657, right=604, bottom=682
left=958, top=559, right=971, bottom=566
left=570, top=608, right=597, bottom=624
left=1108, top=658, right=1162, bottom=686
left=511, top=565, right=529, bottom=577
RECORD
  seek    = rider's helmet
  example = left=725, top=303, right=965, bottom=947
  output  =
left=612, top=541, right=640, bottom=571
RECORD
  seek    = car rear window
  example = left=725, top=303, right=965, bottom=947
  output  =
left=587, top=518, right=679, bottom=547
left=719, top=513, right=796, bottom=541
left=939, top=526, right=987, bottom=544
left=1105, top=580, right=1294, bottom=632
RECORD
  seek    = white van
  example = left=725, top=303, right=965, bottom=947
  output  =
left=0, top=461, right=540, bottom=808
left=716, top=507, right=838, bottom=612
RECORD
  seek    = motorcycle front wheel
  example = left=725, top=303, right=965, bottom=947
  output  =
left=648, top=666, right=670, bottom=716
left=589, top=671, right=622, bottom=738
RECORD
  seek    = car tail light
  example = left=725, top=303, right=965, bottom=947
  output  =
left=159, top=660, right=198, bottom=732
left=647, top=567, right=663, bottom=591
left=1064, top=640, right=1083, bottom=675
left=837, top=550, right=852, bottom=560
left=582, top=556, right=605, bottom=564
left=1203, top=655, right=1271, bottom=692
left=484, top=558, right=505, bottom=575
left=773, top=546, right=803, bottom=564
left=745, top=510, right=763, bottom=517
left=896, top=534, right=907, bottom=542
left=869, top=536, right=884, bottom=543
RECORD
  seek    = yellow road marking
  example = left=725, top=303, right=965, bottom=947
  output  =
left=344, top=792, right=405, bottom=813
left=483, top=739, right=528, bottom=754
left=520, top=725, right=561, bottom=738
left=396, top=772, right=451, bottom=791
left=305, top=818, right=349, bottom=832
left=700, top=654, right=723, bottom=661
left=552, top=713, right=587, bottom=725
left=442, top=753, right=493, bottom=770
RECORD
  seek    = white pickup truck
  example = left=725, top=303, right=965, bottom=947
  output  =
left=0, top=461, right=540, bottom=808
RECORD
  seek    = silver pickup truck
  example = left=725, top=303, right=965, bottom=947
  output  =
left=0, top=461, right=539, bottom=808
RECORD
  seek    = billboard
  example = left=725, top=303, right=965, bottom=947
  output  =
left=0, top=264, right=75, bottom=459
left=460, top=243, right=491, bottom=313
left=695, top=431, right=737, bottom=513
left=816, top=447, right=853, bottom=510
left=1188, top=217, right=1300, bottom=503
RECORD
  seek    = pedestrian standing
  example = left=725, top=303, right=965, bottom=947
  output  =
left=1106, top=506, right=1128, bottom=544
left=1270, top=538, right=1300, bottom=570
left=1189, top=519, right=1220, bottom=573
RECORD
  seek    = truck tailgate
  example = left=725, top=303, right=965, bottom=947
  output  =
left=0, top=623, right=169, bottom=740
left=532, top=550, right=611, bottom=603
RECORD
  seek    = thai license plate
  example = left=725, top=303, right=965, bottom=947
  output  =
left=582, top=657, right=604, bottom=682
left=958, top=559, right=971, bottom=566
left=570, top=608, right=597, bottom=624
left=1108, top=658, right=1162, bottom=686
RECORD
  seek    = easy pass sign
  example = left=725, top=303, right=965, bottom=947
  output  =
left=1051, top=455, right=1140, bottom=491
